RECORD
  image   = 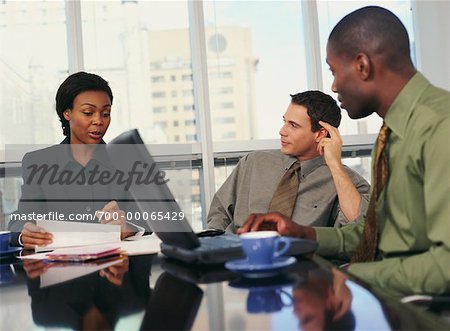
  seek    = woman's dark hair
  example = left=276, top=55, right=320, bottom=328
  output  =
left=55, top=72, right=113, bottom=136
left=290, top=90, right=341, bottom=132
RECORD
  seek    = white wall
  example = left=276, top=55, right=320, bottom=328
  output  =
left=413, top=0, right=450, bottom=90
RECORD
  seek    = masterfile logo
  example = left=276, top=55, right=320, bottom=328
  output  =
left=26, top=161, right=169, bottom=191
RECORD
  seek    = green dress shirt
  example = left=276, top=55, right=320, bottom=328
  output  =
left=315, top=72, right=450, bottom=296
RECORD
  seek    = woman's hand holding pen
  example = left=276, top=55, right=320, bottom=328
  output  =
left=96, top=200, right=135, bottom=240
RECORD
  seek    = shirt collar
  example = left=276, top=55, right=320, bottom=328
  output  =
left=56, top=138, right=113, bottom=171
left=281, top=153, right=326, bottom=177
left=384, top=72, right=430, bottom=139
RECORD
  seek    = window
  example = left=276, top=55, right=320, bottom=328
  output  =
left=80, top=0, right=195, bottom=144
left=221, top=132, right=236, bottom=139
left=209, top=71, right=233, bottom=79
left=151, top=76, right=165, bottom=83
left=182, top=74, right=192, bottom=81
left=155, top=121, right=167, bottom=129
left=182, top=89, right=193, bottom=97
left=219, top=102, right=234, bottom=109
left=212, top=86, right=233, bottom=95
left=203, top=1, right=308, bottom=141
left=153, top=106, right=166, bottom=113
left=1, top=0, right=422, bottom=233
left=152, top=91, right=166, bottom=98
left=216, top=117, right=235, bottom=124
left=186, top=134, right=197, bottom=141
left=0, top=0, right=68, bottom=146
left=317, top=1, right=415, bottom=135
left=183, top=104, right=194, bottom=111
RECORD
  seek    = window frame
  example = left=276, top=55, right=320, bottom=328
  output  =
left=3, top=0, right=441, bottom=230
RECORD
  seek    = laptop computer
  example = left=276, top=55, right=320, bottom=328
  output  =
left=108, top=129, right=318, bottom=264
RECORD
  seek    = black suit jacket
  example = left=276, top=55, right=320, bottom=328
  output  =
left=9, top=138, right=149, bottom=245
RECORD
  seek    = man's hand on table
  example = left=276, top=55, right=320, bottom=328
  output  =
left=237, top=212, right=317, bottom=240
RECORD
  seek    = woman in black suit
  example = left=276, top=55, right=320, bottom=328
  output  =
left=9, top=72, right=142, bottom=248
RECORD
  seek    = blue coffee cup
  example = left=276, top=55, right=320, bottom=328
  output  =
left=0, top=264, right=14, bottom=284
left=240, top=231, right=290, bottom=265
left=247, top=287, right=293, bottom=314
left=0, top=231, right=11, bottom=252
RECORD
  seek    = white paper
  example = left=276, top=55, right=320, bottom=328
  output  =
left=35, top=220, right=120, bottom=252
left=115, top=234, right=161, bottom=255
left=40, top=258, right=124, bottom=288
left=19, top=234, right=162, bottom=260
left=47, top=245, right=120, bottom=257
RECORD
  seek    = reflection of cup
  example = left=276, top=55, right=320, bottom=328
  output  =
left=247, top=287, right=293, bottom=314
left=0, top=264, right=14, bottom=284
left=240, top=231, right=290, bottom=265
left=0, top=231, right=11, bottom=251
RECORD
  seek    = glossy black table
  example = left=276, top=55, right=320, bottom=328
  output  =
left=0, top=251, right=449, bottom=330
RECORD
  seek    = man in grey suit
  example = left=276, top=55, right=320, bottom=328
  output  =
left=208, top=90, right=370, bottom=233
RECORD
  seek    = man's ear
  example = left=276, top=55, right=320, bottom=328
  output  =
left=315, top=127, right=328, bottom=141
left=355, top=52, right=371, bottom=80
left=63, top=109, right=71, bottom=121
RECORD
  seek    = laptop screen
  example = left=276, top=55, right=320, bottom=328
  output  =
left=107, top=129, right=200, bottom=249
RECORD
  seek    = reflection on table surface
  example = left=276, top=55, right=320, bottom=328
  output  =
left=0, top=253, right=449, bottom=330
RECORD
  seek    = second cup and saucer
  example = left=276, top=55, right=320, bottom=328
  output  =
left=0, top=231, right=21, bottom=260
left=225, top=231, right=296, bottom=278
left=0, top=247, right=22, bottom=259
left=225, top=256, right=296, bottom=278
left=229, top=274, right=297, bottom=314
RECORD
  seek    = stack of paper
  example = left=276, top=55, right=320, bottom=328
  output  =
left=45, top=245, right=122, bottom=262
left=35, top=220, right=120, bottom=252
left=19, top=234, right=162, bottom=262
left=40, top=256, right=125, bottom=288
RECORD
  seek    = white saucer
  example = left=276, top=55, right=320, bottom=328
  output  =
left=225, top=256, right=296, bottom=278
left=0, top=247, right=22, bottom=259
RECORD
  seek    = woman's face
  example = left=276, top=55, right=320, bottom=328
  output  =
left=63, top=90, right=111, bottom=144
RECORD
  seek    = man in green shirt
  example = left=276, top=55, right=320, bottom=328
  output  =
left=239, top=6, right=450, bottom=296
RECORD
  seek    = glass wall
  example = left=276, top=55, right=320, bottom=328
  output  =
left=203, top=1, right=308, bottom=141
left=0, top=0, right=69, bottom=230
left=0, top=0, right=68, bottom=146
left=317, top=0, right=415, bottom=135
left=80, top=0, right=195, bottom=144
left=0, top=0, right=416, bottom=230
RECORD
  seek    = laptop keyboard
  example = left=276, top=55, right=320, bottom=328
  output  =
left=197, top=235, right=241, bottom=251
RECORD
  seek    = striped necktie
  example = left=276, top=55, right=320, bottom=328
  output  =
left=269, top=161, right=301, bottom=218
left=351, top=122, right=391, bottom=263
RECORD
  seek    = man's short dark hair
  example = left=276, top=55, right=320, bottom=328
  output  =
left=328, top=6, right=413, bottom=73
left=55, top=72, right=113, bottom=136
left=290, top=90, right=341, bottom=132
